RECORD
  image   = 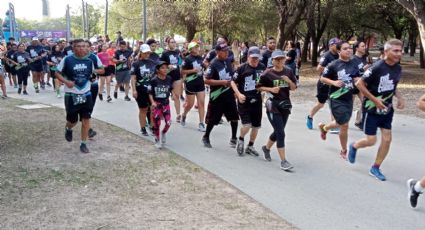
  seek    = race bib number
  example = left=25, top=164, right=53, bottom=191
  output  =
left=73, top=94, right=87, bottom=105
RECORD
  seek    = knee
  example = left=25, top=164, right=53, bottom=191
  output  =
left=381, top=134, right=392, bottom=144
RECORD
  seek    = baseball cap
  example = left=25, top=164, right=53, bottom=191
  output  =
left=215, top=43, right=229, bottom=51
left=329, top=37, right=340, bottom=46
left=32, top=37, right=39, bottom=41
left=156, top=61, right=168, bottom=70
left=188, top=41, right=199, bottom=50
left=248, top=46, right=261, bottom=58
left=140, top=44, right=151, bottom=53
left=271, top=49, right=286, bottom=59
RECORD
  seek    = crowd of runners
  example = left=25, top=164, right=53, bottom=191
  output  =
left=0, top=33, right=423, bottom=209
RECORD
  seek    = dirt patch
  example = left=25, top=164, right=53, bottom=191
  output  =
left=295, top=61, right=425, bottom=118
left=0, top=98, right=295, bottom=229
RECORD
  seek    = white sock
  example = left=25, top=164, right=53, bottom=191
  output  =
left=414, top=181, right=424, bottom=193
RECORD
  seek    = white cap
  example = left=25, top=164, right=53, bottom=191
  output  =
left=140, top=44, right=151, bottom=53
left=32, top=37, right=39, bottom=41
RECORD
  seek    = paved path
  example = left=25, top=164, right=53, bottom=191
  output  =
left=6, top=83, right=425, bottom=230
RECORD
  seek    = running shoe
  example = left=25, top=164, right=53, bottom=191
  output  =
left=354, top=122, right=363, bottom=130
left=369, top=167, right=386, bottom=181
left=14, top=84, right=18, bottom=88
left=99, top=94, right=103, bottom=101
left=229, top=138, right=237, bottom=148
left=124, top=96, right=131, bottom=101
left=181, top=115, right=186, bottom=126
left=107, top=96, right=112, bottom=102
left=80, top=143, right=89, bottom=153
left=236, top=140, right=244, bottom=156
left=318, top=123, right=327, bottom=140
left=245, top=145, right=259, bottom=157
left=262, top=145, right=271, bottom=161
left=46, top=82, right=52, bottom=87
left=348, top=142, right=357, bottom=164
left=176, top=115, right=182, bottom=123
left=40, top=83, right=45, bottom=90
left=141, top=127, right=148, bottom=136
left=161, top=132, right=167, bottom=144
left=180, top=95, right=185, bottom=101
left=57, top=93, right=61, bottom=98
left=306, top=115, right=313, bottom=129
left=1, top=95, right=7, bottom=99
left=198, top=123, right=206, bottom=132
left=113, top=91, right=118, bottom=99
left=35, top=88, right=40, bottom=93
left=65, top=128, right=73, bottom=142
left=88, top=128, right=97, bottom=138
left=407, top=179, right=422, bottom=208
left=329, top=128, right=340, bottom=134
left=202, top=136, right=212, bottom=148
left=155, top=139, right=162, bottom=149
left=23, top=91, right=28, bottom=95
left=17, top=88, right=22, bottom=94
left=280, top=160, right=293, bottom=171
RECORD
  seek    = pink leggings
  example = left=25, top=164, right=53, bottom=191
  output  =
left=152, top=102, right=171, bottom=140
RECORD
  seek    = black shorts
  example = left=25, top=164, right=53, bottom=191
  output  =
left=329, top=99, right=353, bottom=125
left=100, top=65, right=114, bottom=76
left=185, top=81, right=205, bottom=95
left=316, top=80, right=329, bottom=104
left=362, top=110, right=393, bottom=135
left=205, top=97, right=239, bottom=125
left=109, top=65, right=116, bottom=75
left=136, top=89, right=150, bottom=109
left=237, top=98, right=262, bottom=127
left=30, top=63, right=43, bottom=72
left=50, top=70, right=56, bottom=78
left=64, top=93, right=94, bottom=123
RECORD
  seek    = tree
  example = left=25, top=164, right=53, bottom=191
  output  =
left=274, top=0, right=308, bottom=49
left=396, top=0, right=425, bottom=68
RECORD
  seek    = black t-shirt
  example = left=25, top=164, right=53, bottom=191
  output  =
left=182, top=54, right=205, bottom=86
left=351, top=55, right=368, bottom=76
left=261, top=49, right=273, bottom=68
left=322, top=59, right=360, bottom=101
left=6, top=50, right=16, bottom=67
left=114, top=49, right=132, bottom=72
left=13, top=51, right=31, bottom=69
left=232, top=62, right=266, bottom=99
left=48, top=52, right=64, bottom=71
left=361, top=60, right=401, bottom=113
left=319, top=51, right=339, bottom=69
left=204, top=50, right=235, bottom=64
left=130, top=59, right=157, bottom=91
left=285, top=49, right=297, bottom=65
left=26, top=45, right=46, bottom=65
left=149, top=75, right=173, bottom=104
left=205, top=58, right=234, bottom=101
left=149, top=52, right=160, bottom=64
left=160, top=49, right=182, bottom=80
left=258, top=67, right=296, bottom=101
left=63, top=46, right=73, bottom=57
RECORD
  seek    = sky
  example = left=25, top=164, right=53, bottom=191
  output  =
left=1, top=0, right=106, bottom=21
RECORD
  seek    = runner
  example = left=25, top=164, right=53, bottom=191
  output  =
left=63, top=40, right=74, bottom=57
left=230, top=46, right=266, bottom=156
left=12, top=43, right=31, bottom=95
left=26, top=37, right=47, bottom=93
left=202, top=43, right=239, bottom=148
left=0, top=47, right=7, bottom=98
left=47, top=44, right=64, bottom=98
left=347, top=39, right=405, bottom=181
left=203, top=37, right=235, bottom=68
left=160, top=38, right=183, bottom=122
left=149, top=61, right=173, bottom=149
left=131, top=44, right=157, bottom=136
left=407, top=93, right=425, bottom=208
left=181, top=41, right=207, bottom=132
left=146, top=39, right=160, bottom=64
left=5, top=43, right=18, bottom=88
left=351, top=41, right=370, bottom=129
left=106, top=42, right=117, bottom=83
left=306, top=38, right=340, bottom=130
left=97, top=44, right=112, bottom=102
left=261, top=37, right=276, bottom=68
left=284, top=41, right=297, bottom=77
left=40, top=38, right=52, bottom=88
left=317, top=41, right=359, bottom=159
left=258, top=50, right=297, bottom=170
left=113, top=41, right=132, bottom=101
left=55, top=39, right=96, bottom=153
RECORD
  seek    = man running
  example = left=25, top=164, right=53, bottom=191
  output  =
left=261, top=37, right=276, bottom=68
left=113, top=41, right=132, bottom=101
left=27, top=37, right=47, bottom=93
left=55, top=39, right=97, bottom=153
left=347, top=39, right=405, bottom=181
left=230, top=46, right=266, bottom=156
left=318, top=41, right=359, bottom=159
left=202, top=43, right=239, bottom=148
left=306, top=38, right=340, bottom=130
left=407, top=93, right=425, bottom=208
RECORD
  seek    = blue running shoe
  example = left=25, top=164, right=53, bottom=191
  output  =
left=306, top=116, right=313, bottom=129
left=348, top=142, right=357, bottom=164
left=369, top=167, right=386, bottom=181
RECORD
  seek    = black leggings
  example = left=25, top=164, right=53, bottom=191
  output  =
left=266, top=111, right=289, bottom=148
left=17, top=72, right=29, bottom=86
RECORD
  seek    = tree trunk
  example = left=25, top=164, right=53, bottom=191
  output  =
left=275, top=0, right=308, bottom=49
left=185, top=25, right=196, bottom=42
left=420, top=41, right=425, bottom=68
left=302, top=32, right=310, bottom=62
left=311, top=39, right=319, bottom=67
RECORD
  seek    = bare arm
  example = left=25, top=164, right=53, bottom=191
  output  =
left=355, top=78, right=386, bottom=110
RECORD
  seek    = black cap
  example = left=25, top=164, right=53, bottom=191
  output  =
left=215, top=43, right=229, bottom=51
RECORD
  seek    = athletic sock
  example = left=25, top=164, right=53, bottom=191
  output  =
left=81, top=141, right=87, bottom=145
left=248, top=141, right=254, bottom=147
left=414, top=181, right=425, bottom=193
left=230, top=121, right=238, bottom=139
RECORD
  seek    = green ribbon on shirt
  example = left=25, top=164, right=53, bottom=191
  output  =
left=210, top=86, right=230, bottom=101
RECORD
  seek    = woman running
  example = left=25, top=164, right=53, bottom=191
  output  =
left=13, top=43, right=32, bottom=95
left=47, top=44, right=64, bottom=98
left=97, top=44, right=113, bottom=102
left=26, top=37, right=46, bottom=93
